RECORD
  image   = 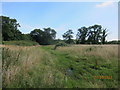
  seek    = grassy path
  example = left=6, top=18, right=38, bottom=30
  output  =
left=2, top=45, right=118, bottom=88
left=40, top=45, right=118, bottom=88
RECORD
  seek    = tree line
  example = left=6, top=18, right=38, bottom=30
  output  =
left=1, top=16, right=118, bottom=45
left=63, top=25, right=107, bottom=44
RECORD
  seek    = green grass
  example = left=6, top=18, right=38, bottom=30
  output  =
left=2, top=40, right=39, bottom=46
left=41, top=45, right=118, bottom=88
left=2, top=45, right=118, bottom=88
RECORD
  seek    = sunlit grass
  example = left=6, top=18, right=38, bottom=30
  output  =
left=2, top=44, right=118, bottom=88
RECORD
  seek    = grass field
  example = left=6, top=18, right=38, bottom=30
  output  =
left=2, top=41, right=39, bottom=46
left=2, top=44, right=118, bottom=88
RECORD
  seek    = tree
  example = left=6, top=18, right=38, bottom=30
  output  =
left=63, top=30, right=74, bottom=44
left=101, top=28, right=107, bottom=44
left=30, top=28, right=56, bottom=45
left=1, top=16, right=22, bottom=41
left=87, top=25, right=102, bottom=44
left=21, top=34, right=32, bottom=40
left=43, top=28, right=56, bottom=45
left=30, top=29, right=44, bottom=44
left=76, top=27, right=88, bottom=44
left=76, top=24, right=108, bottom=44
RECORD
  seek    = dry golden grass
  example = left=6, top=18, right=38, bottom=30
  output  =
left=57, top=45, right=118, bottom=61
left=2, top=45, right=43, bottom=86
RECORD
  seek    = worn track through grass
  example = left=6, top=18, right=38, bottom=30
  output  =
left=2, top=45, right=118, bottom=88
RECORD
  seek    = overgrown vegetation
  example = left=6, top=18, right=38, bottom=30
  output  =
left=2, top=45, right=118, bottom=88
left=2, top=41, right=39, bottom=46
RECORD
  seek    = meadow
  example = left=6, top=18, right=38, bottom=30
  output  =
left=2, top=44, right=118, bottom=88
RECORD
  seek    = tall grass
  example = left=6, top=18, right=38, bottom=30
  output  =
left=2, top=45, right=118, bottom=88
left=2, top=45, right=43, bottom=87
left=2, top=40, right=39, bottom=46
left=57, top=45, right=118, bottom=61
left=43, top=45, right=118, bottom=88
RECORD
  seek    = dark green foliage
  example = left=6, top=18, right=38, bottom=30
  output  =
left=101, top=29, right=107, bottom=44
left=0, top=16, right=36, bottom=41
left=1, top=16, right=111, bottom=45
left=76, top=24, right=108, bottom=44
left=88, top=25, right=102, bottom=44
left=2, top=16, right=22, bottom=41
left=1, top=16, right=32, bottom=42
left=1, top=15, right=57, bottom=45
left=62, top=30, right=74, bottom=44
left=30, top=28, right=56, bottom=45
left=43, top=28, right=56, bottom=45
left=76, top=27, right=88, bottom=44
left=21, top=34, right=32, bottom=40
left=30, top=29, right=44, bottom=44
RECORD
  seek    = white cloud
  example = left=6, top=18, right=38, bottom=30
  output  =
left=96, top=1, right=114, bottom=8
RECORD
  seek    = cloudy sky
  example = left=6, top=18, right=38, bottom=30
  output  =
left=1, top=1, right=118, bottom=41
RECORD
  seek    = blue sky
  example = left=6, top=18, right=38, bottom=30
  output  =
left=2, top=2, right=118, bottom=41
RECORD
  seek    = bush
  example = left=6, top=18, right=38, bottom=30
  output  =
left=53, top=42, right=68, bottom=50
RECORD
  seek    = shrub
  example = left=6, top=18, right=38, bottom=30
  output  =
left=53, top=42, right=68, bottom=50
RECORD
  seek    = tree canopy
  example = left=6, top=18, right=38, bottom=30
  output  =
left=62, top=30, right=74, bottom=44
left=30, top=28, right=56, bottom=45
left=1, top=16, right=111, bottom=45
left=76, top=25, right=108, bottom=44
left=2, top=16, right=22, bottom=41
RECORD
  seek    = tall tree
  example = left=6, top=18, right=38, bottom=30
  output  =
left=30, top=29, right=44, bottom=44
left=76, top=24, right=108, bottom=44
left=101, top=28, right=107, bottom=44
left=76, top=27, right=88, bottom=44
left=2, top=16, right=22, bottom=41
left=30, top=28, right=56, bottom=45
left=88, top=25, right=102, bottom=44
left=63, top=30, right=74, bottom=44
left=43, top=28, right=56, bottom=44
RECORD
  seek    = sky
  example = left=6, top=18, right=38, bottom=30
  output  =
left=1, top=1, right=118, bottom=41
